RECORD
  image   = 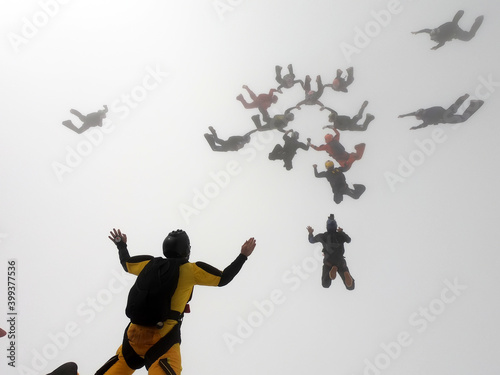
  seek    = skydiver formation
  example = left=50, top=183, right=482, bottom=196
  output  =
left=48, top=8, right=487, bottom=375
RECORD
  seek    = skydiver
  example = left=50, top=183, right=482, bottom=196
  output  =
left=62, top=105, right=108, bottom=134
left=268, top=129, right=310, bottom=170
left=275, top=64, right=304, bottom=93
left=323, top=101, right=375, bottom=131
left=412, top=10, right=484, bottom=50
left=324, top=67, right=354, bottom=93
left=295, top=75, right=326, bottom=110
left=91, top=228, right=256, bottom=375
left=398, top=94, right=484, bottom=130
left=236, top=85, right=279, bottom=119
left=251, top=107, right=295, bottom=133
left=204, top=126, right=257, bottom=152
left=308, top=130, right=365, bottom=171
left=307, top=214, right=355, bottom=290
left=313, top=161, right=365, bottom=204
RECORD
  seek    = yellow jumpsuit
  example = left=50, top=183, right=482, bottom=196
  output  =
left=95, top=252, right=248, bottom=375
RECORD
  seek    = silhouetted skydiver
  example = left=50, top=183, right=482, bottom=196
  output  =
left=307, top=214, right=355, bottom=290
left=295, top=75, right=325, bottom=110
left=308, top=129, right=365, bottom=171
left=412, top=10, right=484, bottom=50
left=268, top=129, right=310, bottom=170
left=313, top=161, right=365, bottom=204
left=398, top=94, right=484, bottom=130
left=236, top=85, right=279, bottom=119
left=204, top=126, right=257, bottom=152
left=62, top=105, right=108, bottom=134
left=323, top=101, right=375, bottom=131
left=251, top=107, right=295, bottom=133
left=324, top=67, right=354, bottom=93
left=275, top=64, right=304, bottom=93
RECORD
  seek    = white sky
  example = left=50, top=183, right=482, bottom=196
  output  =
left=1, top=0, right=500, bottom=374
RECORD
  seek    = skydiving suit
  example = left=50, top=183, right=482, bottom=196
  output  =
left=268, top=132, right=309, bottom=170
left=308, top=228, right=354, bottom=290
left=95, top=241, right=248, bottom=375
left=313, top=165, right=365, bottom=204
left=310, top=129, right=365, bottom=171
left=62, top=106, right=108, bottom=134
left=399, top=94, right=484, bottom=130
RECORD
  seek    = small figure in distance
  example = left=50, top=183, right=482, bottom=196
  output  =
left=275, top=64, right=304, bottom=93
left=324, top=67, right=354, bottom=93
left=236, top=85, right=279, bottom=119
left=62, top=105, right=108, bottom=134
left=251, top=107, right=296, bottom=133
left=412, top=10, right=484, bottom=50
left=313, top=161, right=366, bottom=204
left=268, top=129, right=310, bottom=171
left=306, top=214, right=355, bottom=290
left=398, top=94, right=484, bottom=130
left=323, top=101, right=374, bottom=131
left=204, top=126, right=257, bottom=152
left=295, top=75, right=326, bottom=110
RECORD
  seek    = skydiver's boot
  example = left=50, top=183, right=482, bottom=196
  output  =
left=204, top=133, right=218, bottom=151
left=361, top=114, right=375, bottom=130
left=452, top=10, right=465, bottom=24
left=268, top=144, right=284, bottom=161
left=461, top=100, right=484, bottom=121
left=46, top=362, right=78, bottom=375
left=354, top=143, right=366, bottom=159
left=275, top=65, right=283, bottom=82
left=347, top=184, right=366, bottom=200
left=343, top=272, right=354, bottom=289
left=457, top=15, right=485, bottom=41
left=251, top=114, right=263, bottom=130
left=329, top=266, right=338, bottom=280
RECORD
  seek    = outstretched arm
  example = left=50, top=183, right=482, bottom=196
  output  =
left=398, top=112, right=417, bottom=118
left=217, top=238, right=256, bottom=286
left=431, top=41, right=445, bottom=50
left=108, top=228, right=153, bottom=273
left=410, top=122, right=430, bottom=130
left=412, top=28, right=432, bottom=35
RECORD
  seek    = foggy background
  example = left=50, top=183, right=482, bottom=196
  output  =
left=1, top=0, right=499, bottom=374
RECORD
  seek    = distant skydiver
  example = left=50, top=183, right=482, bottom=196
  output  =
left=236, top=85, right=279, bottom=119
left=204, top=126, right=257, bottom=152
left=251, top=107, right=295, bottom=133
left=308, top=129, right=365, bottom=171
left=295, top=75, right=326, bottom=110
left=398, top=94, right=484, bottom=130
left=62, top=105, right=108, bottom=134
left=323, top=101, right=375, bottom=131
left=268, top=129, right=310, bottom=170
left=324, top=67, right=354, bottom=93
left=313, top=161, right=365, bottom=204
left=412, top=10, right=484, bottom=50
left=275, top=64, right=304, bottom=93
left=307, top=214, right=355, bottom=290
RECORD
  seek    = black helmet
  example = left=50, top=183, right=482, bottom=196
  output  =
left=163, top=229, right=191, bottom=259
